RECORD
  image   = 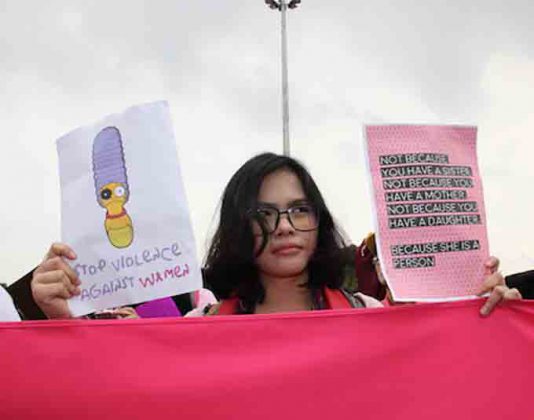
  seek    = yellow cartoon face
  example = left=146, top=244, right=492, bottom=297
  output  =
left=98, top=182, right=129, bottom=213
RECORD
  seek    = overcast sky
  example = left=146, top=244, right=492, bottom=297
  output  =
left=1, top=0, right=533, bottom=284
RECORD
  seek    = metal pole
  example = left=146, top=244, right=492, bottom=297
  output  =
left=280, top=0, right=290, bottom=156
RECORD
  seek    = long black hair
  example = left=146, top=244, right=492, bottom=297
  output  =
left=204, top=153, right=346, bottom=311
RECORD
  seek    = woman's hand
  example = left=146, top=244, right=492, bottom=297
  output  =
left=31, top=243, right=81, bottom=319
left=114, top=307, right=139, bottom=319
left=478, top=257, right=522, bottom=316
left=92, top=307, right=139, bottom=319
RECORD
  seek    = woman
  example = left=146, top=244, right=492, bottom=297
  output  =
left=31, top=153, right=520, bottom=318
left=201, top=152, right=382, bottom=315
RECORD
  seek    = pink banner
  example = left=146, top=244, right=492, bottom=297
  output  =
left=1, top=300, right=533, bottom=419
left=365, top=125, right=489, bottom=301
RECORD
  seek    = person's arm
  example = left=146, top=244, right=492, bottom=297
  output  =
left=6, top=269, right=47, bottom=320
left=505, top=270, right=534, bottom=300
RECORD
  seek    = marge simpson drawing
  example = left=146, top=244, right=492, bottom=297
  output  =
left=92, top=127, right=134, bottom=248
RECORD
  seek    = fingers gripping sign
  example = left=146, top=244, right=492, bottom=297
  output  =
left=479, top=285, right=522, bottom=317
left=44, top=242, right=77, bottom=261
left=32, top=243, right=82, bottom=319
left=478, top=257, right=522, bottom=316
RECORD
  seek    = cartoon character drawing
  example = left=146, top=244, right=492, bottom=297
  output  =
left=92, top=126, right=134, bottom=248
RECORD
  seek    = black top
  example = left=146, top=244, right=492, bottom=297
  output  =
left=505, top=270, right=534, bottom=299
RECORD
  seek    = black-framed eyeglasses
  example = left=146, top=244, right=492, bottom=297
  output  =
left=251, top=204, right=319, bottom=234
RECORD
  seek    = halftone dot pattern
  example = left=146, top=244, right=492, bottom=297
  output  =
left=365, top=125, right=489, bottom=301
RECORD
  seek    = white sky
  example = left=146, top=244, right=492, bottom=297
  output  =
left=1, top=0, right=533, bottom=284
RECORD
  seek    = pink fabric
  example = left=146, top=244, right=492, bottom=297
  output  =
left=1, top=300, right=533, bottom=419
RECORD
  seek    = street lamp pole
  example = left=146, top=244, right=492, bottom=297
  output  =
left=280, top=0, right=290, bottom=156
left=264, top=0, right=301, bottom=156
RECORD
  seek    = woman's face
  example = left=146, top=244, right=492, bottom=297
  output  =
left=253, top=169, right=318, bottom=279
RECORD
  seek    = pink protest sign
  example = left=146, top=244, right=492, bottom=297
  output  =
left=364, top=125, right=489, bottom=301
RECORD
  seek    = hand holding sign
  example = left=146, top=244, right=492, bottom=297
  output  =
left=32, top=243, right=81, bottom=319
left=478, top=257, right=522, bottom=316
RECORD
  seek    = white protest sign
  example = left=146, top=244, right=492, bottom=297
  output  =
left=57, top=101, right=201, bottom=316
left=0, top=287, right=20, bottom=322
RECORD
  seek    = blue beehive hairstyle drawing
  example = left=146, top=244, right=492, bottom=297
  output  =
left=92, top=126, right=134, bottom=248
left=92, top=126, right=129, bottom=203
